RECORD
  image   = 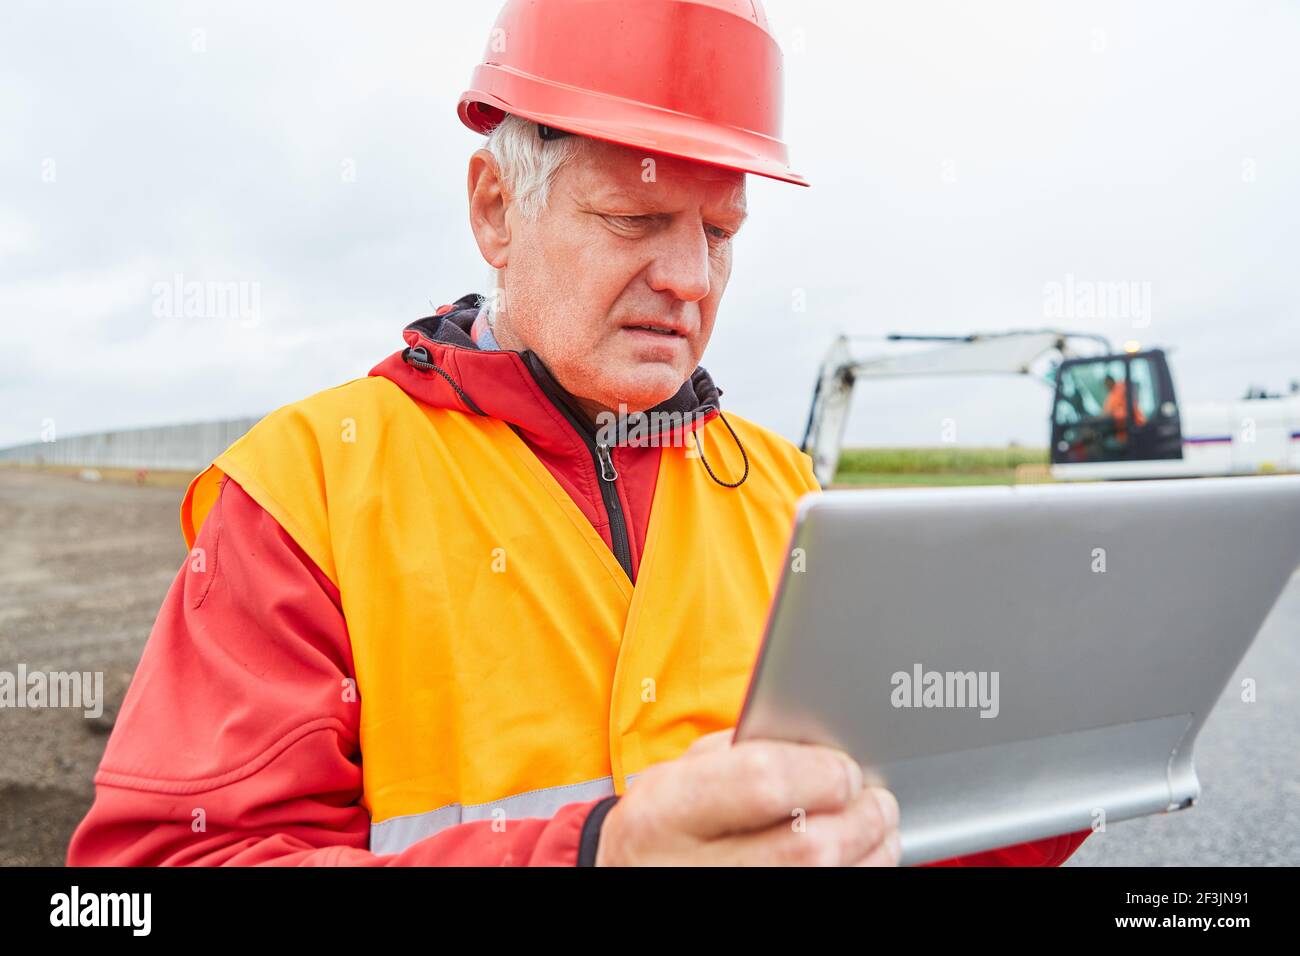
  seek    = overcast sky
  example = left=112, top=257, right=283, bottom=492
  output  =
left=2, top=0, right=1297, bottom=450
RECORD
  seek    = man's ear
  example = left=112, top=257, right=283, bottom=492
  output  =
left=467, top=149, right=510, bottom=269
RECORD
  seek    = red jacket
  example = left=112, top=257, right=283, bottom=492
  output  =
left=67, top=296, right=1090, bottom=866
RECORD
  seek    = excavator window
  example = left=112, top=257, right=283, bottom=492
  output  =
left=1128, top=358, right=1160, bottom=423
left=1052, top=354, right=1173, bottom=464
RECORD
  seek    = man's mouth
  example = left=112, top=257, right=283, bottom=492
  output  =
left=623, top=322, right=686, bottom=337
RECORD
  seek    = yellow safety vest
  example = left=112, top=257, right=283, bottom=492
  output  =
left=181, top=374, right=819, bottom=852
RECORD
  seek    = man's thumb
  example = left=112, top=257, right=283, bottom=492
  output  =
left=686, top=728, right=735, bottom=755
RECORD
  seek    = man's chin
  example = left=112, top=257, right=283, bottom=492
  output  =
left=554, top=358, right=692, bottom=417
left=604, top=367, right=692, bottom=412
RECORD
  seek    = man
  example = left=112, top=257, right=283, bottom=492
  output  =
left=1102, top=373, right=1146, bottom=445
left=68, top=0, right=1088, bottom=866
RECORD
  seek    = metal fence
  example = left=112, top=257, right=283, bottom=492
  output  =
left=0, top=418, right=262, bottom=472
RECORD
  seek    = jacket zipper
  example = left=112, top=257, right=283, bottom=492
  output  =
left=593, top=441, right=633, bottom=580
left=549, top=401, right=634, bottom=582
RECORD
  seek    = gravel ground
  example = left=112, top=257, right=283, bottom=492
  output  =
left=0, top=467, right=185, bottom=866
left=0, top=466, right=1295, bottom=866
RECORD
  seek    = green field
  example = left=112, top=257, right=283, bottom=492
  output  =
left=832, top=446, right=1048, bottom=487
left=2, top=448, right=1052, bottom=491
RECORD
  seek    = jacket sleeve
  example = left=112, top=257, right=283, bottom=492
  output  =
left=66, top=475, right=604, bottom=867
left=923, top=830, right=1091, bottom=867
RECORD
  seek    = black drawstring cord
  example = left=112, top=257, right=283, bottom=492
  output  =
left=403, top=346, right=490, bottom=417
left=692, top=412, right=749, bottom=488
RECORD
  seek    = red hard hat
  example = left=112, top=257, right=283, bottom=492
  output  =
left=457, top=0, right=808, bottom=187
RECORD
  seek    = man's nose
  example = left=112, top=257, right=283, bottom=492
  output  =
left=645, top=223, right=712, bottom=303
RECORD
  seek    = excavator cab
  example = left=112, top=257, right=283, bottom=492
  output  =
left=1050, top=349, right=1183, bottom=465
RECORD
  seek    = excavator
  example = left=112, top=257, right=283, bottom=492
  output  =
left=801, top=330, right=1300, bottom=486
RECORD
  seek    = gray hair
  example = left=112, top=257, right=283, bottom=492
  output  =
left=478, top=113, right=589, bottom=324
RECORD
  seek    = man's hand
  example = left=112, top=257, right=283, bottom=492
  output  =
left=595, top=730, right=900, bottom=866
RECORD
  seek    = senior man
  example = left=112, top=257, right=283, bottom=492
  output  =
left=69, top=0, right=1088, bottom=867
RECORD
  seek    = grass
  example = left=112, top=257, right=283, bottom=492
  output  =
left=832, top=447, right=1049, bottom=488
left=2, top=447, right=1053, bottom=491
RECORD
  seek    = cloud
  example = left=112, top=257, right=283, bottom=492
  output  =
left=2, top=0, right=1297, bottom=450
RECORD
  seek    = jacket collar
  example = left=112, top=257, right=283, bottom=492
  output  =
left=368, top=293, right=724, bottom=463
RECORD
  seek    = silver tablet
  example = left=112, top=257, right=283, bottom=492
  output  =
left=735, top=475, right=1300, bottom=865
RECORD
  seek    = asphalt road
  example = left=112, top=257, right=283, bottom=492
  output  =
left=1066, top=566, right=1300, bottom=866
left=0, top=467, right=1296, bottom=866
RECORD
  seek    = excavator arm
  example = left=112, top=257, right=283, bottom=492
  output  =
left=801, top=330, right=1111, bottom=485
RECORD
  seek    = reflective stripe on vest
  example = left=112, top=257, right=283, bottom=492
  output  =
left=181, top=375, right=819, bottom=853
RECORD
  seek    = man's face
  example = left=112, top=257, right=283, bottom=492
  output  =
left=483, top=138, right=747, bottom=417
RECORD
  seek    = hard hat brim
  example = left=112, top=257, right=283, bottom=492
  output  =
left=459, top=76, right=809, bottom=188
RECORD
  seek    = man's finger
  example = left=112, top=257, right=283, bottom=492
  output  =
left=696, top=788, right=896, bottom=866
left=854, top=830, right=903, bottom=867
left=668, top=740, right=867, bottom=838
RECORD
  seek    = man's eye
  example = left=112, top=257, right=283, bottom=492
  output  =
left=706, top=225, right=733, bottom=243
left=605, top=215, right=649, bottom=229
